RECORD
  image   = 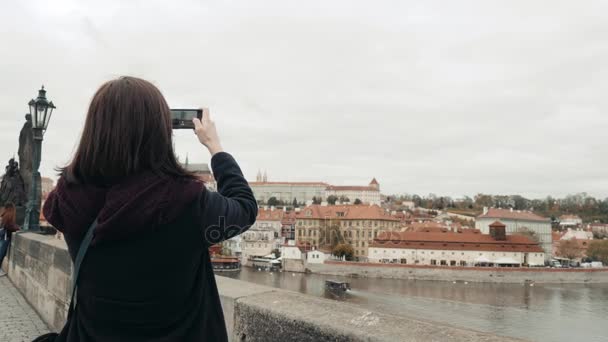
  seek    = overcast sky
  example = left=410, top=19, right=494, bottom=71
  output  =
left=1, top=0, right=607, bottom=199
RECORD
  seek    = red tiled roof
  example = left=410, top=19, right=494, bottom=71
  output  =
left=370, top=178, right=379, bottom=185
left=477, top=208, right=549, bottom=222
left=257, top=208, right=284, bottom=221
left=295, top=205, right=399, bottom=221
left=371, top=231, right=544, bottom=253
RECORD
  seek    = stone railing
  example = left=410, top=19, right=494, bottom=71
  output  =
left=7, top=232, right=522, bottom=341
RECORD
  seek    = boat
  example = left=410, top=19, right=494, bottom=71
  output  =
left=325, top=280, right=351, bottom=294
left=251, top=257, right=281, bottom=271
left=211, top=256, right=241, bottom=272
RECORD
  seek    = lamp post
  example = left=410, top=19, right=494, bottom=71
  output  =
left=23, top=85, right=55, bottom=231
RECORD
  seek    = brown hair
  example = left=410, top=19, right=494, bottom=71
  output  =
left=62, top=76, right=194, bottom=184
left=1, top=202, right=16, bottom=228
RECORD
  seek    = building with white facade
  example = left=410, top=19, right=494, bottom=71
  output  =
left=560, top=228, right=593, bottom=241
left=249, top=181, right=328, bottom=204
left=241, top=227, right=278, bottom=265
left=183, top=161, right=217, bottom=191
left=369, top=221, right=545, bottom=267
left=559, top=215, right=583, bottom=228
left=307, top=249, right=331, bottom=264
left=325, top=178, right=381, bottom=205
left=476, top=208, right=552, bottom=260
left=222, top=235, right=242, bottom=257
left=249, top=175, right=382, bottom=205
left=589, top=223, right=608, bottom=236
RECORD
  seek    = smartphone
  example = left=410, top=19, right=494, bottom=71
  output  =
left=170, top=109, right=203, bottom=129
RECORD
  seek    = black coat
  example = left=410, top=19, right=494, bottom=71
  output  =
left=43, top=152, right=257, bottom=342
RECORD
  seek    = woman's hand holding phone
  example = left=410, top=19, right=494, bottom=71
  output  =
left=193, top=108, right=224, bottom=156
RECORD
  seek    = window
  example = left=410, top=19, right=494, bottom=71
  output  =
left=440, top=260, right=447, bottom=266
left=431, top=259, right=437, bottom=265
left=400, top=259, right=407, bottom=264
left=431, top=251, right=434, bottom=254
left=460, top=261, right=466, bottom=266
left=450, top=260, right=456, bottom=266
left=368, top=231, right=372, bottom=238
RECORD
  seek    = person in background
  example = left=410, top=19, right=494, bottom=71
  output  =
left=0, top=202, right=20, bottom=276
left=42, top=76, right=257, bottom=341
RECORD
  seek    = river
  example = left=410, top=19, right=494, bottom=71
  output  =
left=222, top=267, right=608, bottom=342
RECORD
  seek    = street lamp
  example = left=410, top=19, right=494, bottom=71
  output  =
left=23, top=85, right=55, bottom=231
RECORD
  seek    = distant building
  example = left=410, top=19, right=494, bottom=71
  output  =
left=476, top=208, right=552, bottom=260
left=306, top=249, right=331, bottom=264
left=559, top=214, right=583, bottom=228
left=589, top=223, right=608, bottom=236
left=254, top=207, right=284, bottom=235
left=401, top=201, right=416, bottom=210
left=222, top=235, right=242, bottom=258
left=369, top=221, right=545, bottom=267
left=281, top=211, right=296, bottom=240
left=294, top=204, right=400, bottom=261
left=560, top=228, right=593, bottom=241
left=241, top=227, right=277, bottom=266
left=325, top=178, right=381, bottom=205
left=182, top=161, right=216, bottom=191
left=41, top=177, right=54, bottom=200
left=249, top=172, right=382, bottom=205
left=249, top=181, right=328, bottom=204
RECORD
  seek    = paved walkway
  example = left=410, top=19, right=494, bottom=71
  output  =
left=0, top=276, right=50, bottom=342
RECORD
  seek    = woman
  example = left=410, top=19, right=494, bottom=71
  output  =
left=0, top=202, right=20, bottom=276
left=42, top=76, right=257, bottom=341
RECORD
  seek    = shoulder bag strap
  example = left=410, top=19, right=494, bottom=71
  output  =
left=67, top=219, right=98, bottom=317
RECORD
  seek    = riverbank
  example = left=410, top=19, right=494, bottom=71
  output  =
left=305, top=261, right=608, bottom=284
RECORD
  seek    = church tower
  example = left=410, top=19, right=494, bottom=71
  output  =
left=263, top=170, right=268, bottom=182
left=256, top=169, right=262, bottom=182
left=369, top=177, right=379, bottom=191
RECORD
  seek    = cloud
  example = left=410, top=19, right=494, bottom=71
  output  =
left=1, top=0, right=607, bottom=199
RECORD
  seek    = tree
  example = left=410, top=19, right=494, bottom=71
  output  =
left=327, top=195, right=338, bottom=205
left=556, top=239, right=582, bottom=260
left=267, top=197, right=280, bottom=206
left=587, top=240, right=608, bottom=265
left=339, top=195, right=350, bottom=203
left=292, top=198, right=298, bottom=208
left=332, top=243, right=354, bottom=261
left=515, top=227, right=539, bottom=243
left=354, top=198, right=362, bottom=205
left=312, top=196, right=322, bottom=205
left=271, top=248, right=281, bottom=259
left=319, top=221, right=344, bottom=248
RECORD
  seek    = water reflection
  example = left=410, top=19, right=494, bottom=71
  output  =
left=222, top=268, right=608, bottom=342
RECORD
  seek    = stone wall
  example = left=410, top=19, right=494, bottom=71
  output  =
left=7, top=232, right=522, bottom=341
left=7, top=232, right=71, bottom=331
left=308, top=261, right=608, bottom=284
left=282, top=258, right=305, bottom=272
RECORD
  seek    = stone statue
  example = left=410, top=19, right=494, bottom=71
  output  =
left=18, top=113, right=34, bottom=197
left=0, top=157, right=27, bottom=206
